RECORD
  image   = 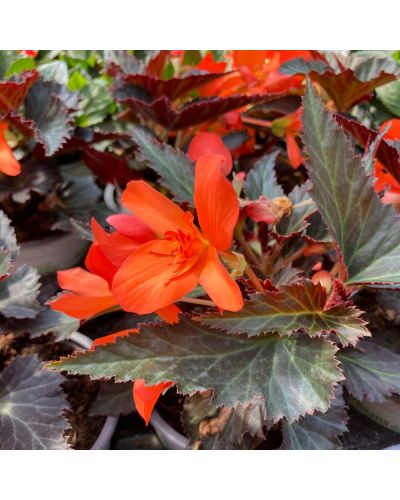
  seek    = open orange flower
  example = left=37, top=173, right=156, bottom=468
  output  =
left=0, top=122, right=21, bottom=176
left=50, top=217, right=181, bottom=323
left=112, top=154, right=243, bottom=314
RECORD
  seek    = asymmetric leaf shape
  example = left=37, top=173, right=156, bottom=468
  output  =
left=49, top=319, right=343, bottom=423
left=0, top=355, right=69, bottom=449
left=132, top=127, right=194, bottom=204
left=197, top=280, right=369, bottom=346
left=302, top=81, right=400, bottom=285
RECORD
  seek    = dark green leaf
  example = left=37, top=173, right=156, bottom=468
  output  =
left=0, top=309, right=79, bottom=340
left=303, top=80, right=400, bottom=285
left=282, top=387, right=348, bottom=450
left=244, top=151, right=283, bottom=200
left=90, top=382, right=134, bottom=417
left=276, top=182, right=316, bottom=237
left=25, top=80, right=73, bottom=155
left=132, top=127, right=194, bottom=204
left=197, top=280, right=369, bottom=346
left=0, top=265, right=41, bottom=319
left=49, top=319, right=343, bottom=423
left=0, top=355, right=69, bottom=449
left=339, top=340, right=400, bottom=403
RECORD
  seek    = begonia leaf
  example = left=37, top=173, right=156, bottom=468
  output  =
left=197, top=280, right=369, bottom=346
left=132, top=127, right=194, bottom=204
left=49, top=318, right=343, bottom=424
left=0, top=355, right=69, bottom=449
left=339, top=340, right=400, bottom=403
left=302, top=80, right=400, bottom=285
left=282, top=387, right=348, bottom=450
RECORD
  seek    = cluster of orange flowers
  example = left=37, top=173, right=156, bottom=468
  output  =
left=3, top=50, right=400, bottom=425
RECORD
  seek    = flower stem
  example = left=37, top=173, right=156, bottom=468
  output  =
left=241, top=116, right=273, bottom=128
left=292, top=198, right=314, bottom=210
left=245, top=263, right=265, bottom=294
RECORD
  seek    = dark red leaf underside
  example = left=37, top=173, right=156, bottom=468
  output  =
left=122, top=71, right=231, bottom=101
left=82, top=147, right=140, bottom=185
left=311, top=69, right=396, bottom=112
left=0, top=71, right=39, bottom=113
left=117, top=93, right=284, bottom=130
left=335, top=114, right=400, bottom=184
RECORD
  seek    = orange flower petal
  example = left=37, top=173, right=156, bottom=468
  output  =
left=91, top=329, right=137, bottom=350
left=57, top=267, right=111, bottom=297
left=122, top=180, right=192, bottom=235
left=188, top=132, right=233, bottom=175
left=106, top=213, right=155, bottom=241
left=91, top=218, right=143, bottom=267
left=156, top=304, right=182, bottom=324
left=233, top=50, right=266, bottom=72
left=85, top=243, right=117, bottom=287
left=0, top=131, right=21, bottom=176
left=197, top=246, right=243, bottom=312
left=112, top=239, right=200, bottom=314
left=194, top=155, right=239, bottom=251
left=49, top=293, right=117, bottom=320
left=286, top=133, right=303, bottom=169
left=133, top=379, right=174, bottom=426
left=379, top=118, right=400, bottom=141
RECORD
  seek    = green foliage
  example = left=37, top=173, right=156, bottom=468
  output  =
left=197, top=280, right=369, bottom=346
left=132, top=127, right=195, bottom=204
left=0, top=355, right=69, bottom=450
left=49, top=318, right=343, bottom=424
left=303, top=80, right=400, bottom=285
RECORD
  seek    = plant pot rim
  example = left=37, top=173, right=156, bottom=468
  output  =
left=69, top=332, right=119, bottom=450
left=150, top=410, right=189, bottom=450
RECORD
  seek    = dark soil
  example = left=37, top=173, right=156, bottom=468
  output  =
left=0, top=333, right=105, bottom=449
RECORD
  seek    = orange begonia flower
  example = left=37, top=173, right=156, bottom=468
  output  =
left=50, top=218, right=181, bottom=323
left=0, top=123, right=21, bottom=176
left=112, top=155, right=243, bottom=314
left=374, top=119, right=400, bottom=197
left=91, top=330, right=174, bottom=425
left=188, top=131, right=233, bottom=175
left=197, top=53, right=227, bottom=73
